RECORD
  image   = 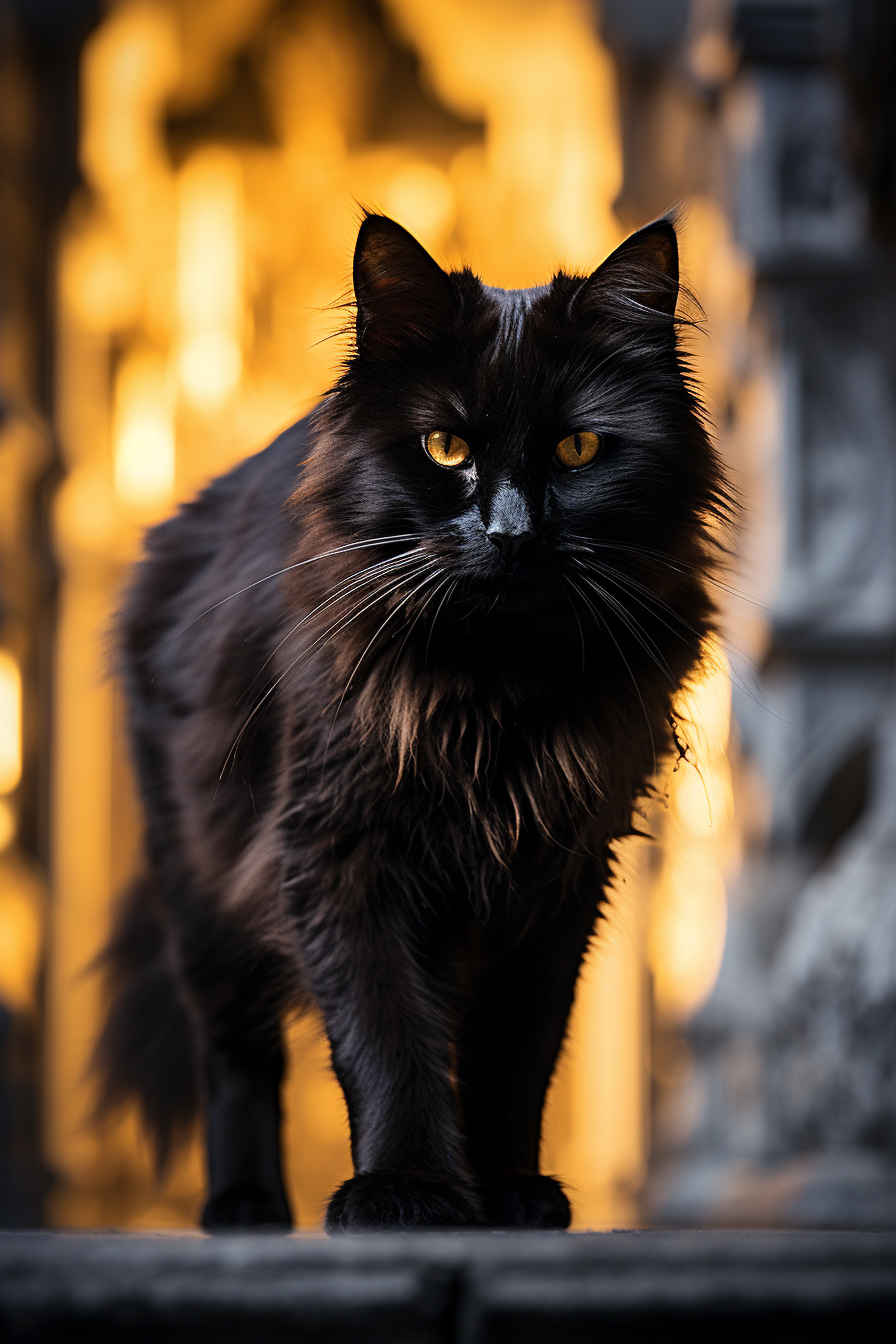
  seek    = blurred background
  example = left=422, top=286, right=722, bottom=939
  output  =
left=0, top=0, right=894, bottom=1231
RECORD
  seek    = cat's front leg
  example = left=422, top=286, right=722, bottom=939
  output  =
left=201, top=1040, right=292, bottom=1230
left=162, top=901, right=294, bottom=1231
left=457, top=879, right=600, bottom=1229
left=292, top=884, right=481, bottom=1232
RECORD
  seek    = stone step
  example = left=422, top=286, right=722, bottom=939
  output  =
left=1, top=1229, right=894, bottom=1341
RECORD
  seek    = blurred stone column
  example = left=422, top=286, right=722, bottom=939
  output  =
left=648, top=0, right=896, bottom=1226
left=0, top=0, right=100, bottom=1225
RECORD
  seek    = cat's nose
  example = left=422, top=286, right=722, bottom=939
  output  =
left=487, top=528, right=534, bottom=560
left=485, top=481, right=534, bottom=561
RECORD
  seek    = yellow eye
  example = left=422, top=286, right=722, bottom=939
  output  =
left=425, top=430, right=470, bottom=467
left=555, top=431, right=601, bottom=469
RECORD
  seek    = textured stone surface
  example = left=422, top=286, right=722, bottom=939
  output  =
left=0, top=1230, right=894, bottom=1340
left=768, top=720, right=896, bottom=1156
left=645, top=0, right=896, bottom=1229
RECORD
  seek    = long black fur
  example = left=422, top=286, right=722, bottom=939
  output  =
left=93, top=212, right=729, bottom=1231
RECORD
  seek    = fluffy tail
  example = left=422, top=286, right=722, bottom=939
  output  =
left=92, top=873, right=200, bottom=1169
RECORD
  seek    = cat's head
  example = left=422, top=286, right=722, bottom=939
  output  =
left=298, top=213, right=727, bottom=691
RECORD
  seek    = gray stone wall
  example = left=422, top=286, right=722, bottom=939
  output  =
left=601, top=0, right=896, bottom=1226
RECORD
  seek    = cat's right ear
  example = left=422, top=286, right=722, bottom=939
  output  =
left=575, top=216, right=679, bottom=320
left=353, top=214, right=456, bottom=355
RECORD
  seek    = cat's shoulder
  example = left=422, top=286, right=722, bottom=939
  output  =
left=120, top=414, right=314, bottom=648
left=141, top=414, right=311, bottom=562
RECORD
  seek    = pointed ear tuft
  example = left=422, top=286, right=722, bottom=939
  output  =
left=353, top=214, right=456, bottom=354
left=580, top=217, right=679, bottom=318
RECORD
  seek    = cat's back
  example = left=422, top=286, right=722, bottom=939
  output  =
left=120, top=415, right=309, bottom=705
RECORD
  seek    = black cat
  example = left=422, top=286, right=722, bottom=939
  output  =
left=94, top=212, right=728, bottom=1232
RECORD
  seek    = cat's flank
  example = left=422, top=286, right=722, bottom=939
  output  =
left=95, top=213, right=727, bottom=1231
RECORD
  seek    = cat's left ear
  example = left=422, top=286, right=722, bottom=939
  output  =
left=354, top=214, right=456, bottom=354
left=577, top=217, right=679, bottom=317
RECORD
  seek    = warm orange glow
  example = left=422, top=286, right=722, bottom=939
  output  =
left=0, top=801, right=14, bottom=853
left=176, top=149, right=244, bottom=409
left=61, top=226, right=140, bottom=333
left=648, top=638, right=735, bottom=1022
left=113, top=351, right=175, bottom=509
left=0, top=864, right=42, bottom=1011
left=385, top=162, right=456, bottom=249
left=0, top=650, right=22, bottom=795
left=386, top=0, right=622, bottom=282
left=557, top=848, right=651, bottom=1228
left=80, top=2, right=179, bottom=197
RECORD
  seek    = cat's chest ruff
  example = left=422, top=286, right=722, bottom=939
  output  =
left=389, top=695, right=607, bottom=824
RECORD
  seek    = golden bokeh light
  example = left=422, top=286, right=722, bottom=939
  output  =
left=649, top=639, right=735, bottom=1023
left=79, top=1, right=180, bottom=198
left=60, top=226, right=140, bottom=333
left=177, top=330, right=242, bottom=409
left=385, top=162, right=456, bottom=249
left=176, top=148, right=244, bottom=409
left=114, top=350, right=176, bottom=509
left=0, top=872, right=43, bottom=1012
left=0, top=802, right=15, bottom=854
left=387, top=0, right=622, bottom=282
left=0, top=650, right=22, bottom=795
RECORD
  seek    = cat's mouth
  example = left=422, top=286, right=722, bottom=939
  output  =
left=462, top=549, right=558, bottom=619
left=424, top=530, right=564, bottom=624
left=486, top=582, right=538, bottom=615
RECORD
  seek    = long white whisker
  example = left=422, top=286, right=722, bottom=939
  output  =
left=390, top=572, right=450, bottom=670
left=424, top=579, right=457, bottom=664
left=576, top=569, right=677, bottom=686
left=219, top=559, right=437, bottom=781
left=569, top=551, right=703, bottom=644
left=159, top=533, right=419, bottom=657
left=571, top=535, right=768, bottom=611
left=325, top=568, right=445, bottom=752
left=236, top=549, right=426, bottom=704
left=559, top=577, right=586, bottom=676
left=568, top=576, right=656, bottom=774
left=302, top=560, right=438, bottom=668
left=571, top=550, right=768, bottom=711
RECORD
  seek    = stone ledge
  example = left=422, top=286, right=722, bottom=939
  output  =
left=0, top=1229, right=894, bottom=1341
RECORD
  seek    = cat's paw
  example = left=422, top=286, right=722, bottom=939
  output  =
left=479, top=1173, right=571, bottom=1229
left=201, top=1183, right=292, bottom=1231
left=326, top=1172, right=483, bottom=1233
